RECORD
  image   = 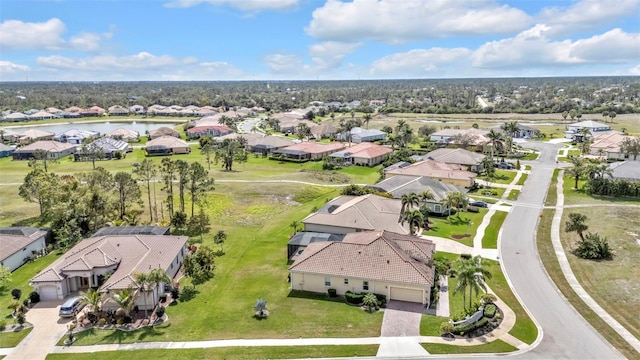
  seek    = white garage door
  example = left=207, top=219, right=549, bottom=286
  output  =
left=38, top=286, right=58, bottom=301
left=390, top=287, right=422, bottom=303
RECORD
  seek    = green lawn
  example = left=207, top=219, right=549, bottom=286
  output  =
left=0, top=328, right=32, bottom=348
left=425, top=210, right=487, bottom=247
left=420, top=315, right=449, bottom=336
left=507, top=189, right=520, bottom=201
left=481, top=170, right=516, bottom=185
left=57, top=183, right=384, bottom=346
left=46, top=345, right=380, bottom=360
left=544, top=169, right=560, bottom=206
left=481, top=211, right=508, bottom=249
left=0, top=253, right=61, bottom=313
left=516, top=173, right=528, bottom=186
left=562, top=174, right=640, bottom=205
left=422, top=339, right=517, bottom=354
left=467, top=186, right=506, bottom=200
left=519, top=152, right=539, bottom=161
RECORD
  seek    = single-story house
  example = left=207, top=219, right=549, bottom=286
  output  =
left=607, top=161, right=640, bottom=182
left=430, top=128, right=490, bottom=148
left=91, top=225, right=170, bottom=238
left=0, top=143, right=15, bottom=158
left=2, top=112, right=28, bottom=122
left=273, top=142, right=346, bottom=161
left=28, top=111, right=56, bottom=120
left=369, top=175, right=466, bottom=215
left=0, top=227, right=49, bottom=272
left=108, top=105, right=129, bottom=116
left=339, top=127, right=387, bottom=143
left=186, top=125, right=234, bottom=139
left=287, top=232, right=345, bottom=262
left=145, top=136, right=191, bottom=155
left=19, top=129, right=55, bottom=143
left=310, top=124, right=338, bottom=140
left=289, top=230, right=436, bottom=305
left=30, top=234, right=188, bottom=306
left=65, top=106, right=83, bottom=113
left=278, top=118, right=316, bottom=134
left=129, top=105, right=146, bottom=115
left=74, top=137, right=130, bottom=161
left=302, top=194, right=410, bottom=235
left=45, top=107, right=63, bottom=115
left=384, top=159, right=476, bottom=187
left=149, top=127, right=180, bottom=139
left=419, top=148, right=486, bottom=172
left=247, top=135, right=295, bottom=156
left=568, top=120, right=611, bottom=133
left=328, top=142, right=393, bottom=166
left=56, top=129, right=100, bottom=144
left=491, top=123, right=540, bottom=139
left=106, top=128, right=140, bottom=142
left=12, top=140, right=77, bottom=160
left=589, top=133, right=635, bottom=160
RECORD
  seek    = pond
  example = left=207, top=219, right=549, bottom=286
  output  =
left=1, top=120, right=184, bottom=136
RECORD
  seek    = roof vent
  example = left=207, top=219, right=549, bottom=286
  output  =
left=386, top=260, right=390, bottom=264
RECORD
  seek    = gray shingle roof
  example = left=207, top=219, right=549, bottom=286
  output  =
left=0, top=227, right=48, bottom=261
left=608, top=160, right=640, bottom=181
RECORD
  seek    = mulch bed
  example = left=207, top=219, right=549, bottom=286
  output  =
left=451, top=234, right=471, bottom=239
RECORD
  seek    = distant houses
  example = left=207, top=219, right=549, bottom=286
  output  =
left=328, top=142, right=392, bottom=167
left=145, top=136, right=190, bottom=156
left=12, top=140, right=76, bottom=160
left=56, top=129, right=100, bottom=144
left=186, top=125, right=234, bottom=139
left=384, top=159, right=477, bottom=187
left=74, top=137, right=130, bottom=161
left=106, top=128, right=140, bottom=142
left=273, top=142, right=346, bottom=161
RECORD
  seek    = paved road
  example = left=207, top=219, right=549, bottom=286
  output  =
left=499, top=142, right=622, bottom=359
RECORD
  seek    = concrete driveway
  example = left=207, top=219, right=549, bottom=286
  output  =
left=4, top=300, right=70, bottom=360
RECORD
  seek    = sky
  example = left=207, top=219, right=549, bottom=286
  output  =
left=0, top=0, right=639, bottom=81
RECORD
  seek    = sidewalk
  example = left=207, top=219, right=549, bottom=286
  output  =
left=551, top=171, right=640, bottom=353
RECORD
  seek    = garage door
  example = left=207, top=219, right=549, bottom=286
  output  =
left=38, top=286, right=58, bottom=301
left=390, top=287, right=422, bottom=303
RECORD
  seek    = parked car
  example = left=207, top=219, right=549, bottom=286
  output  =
left=494, top=162, right=514, bottom=169
left=469, top=200, right=488, bottom=208
left=59, top=296, right=85, bottom=318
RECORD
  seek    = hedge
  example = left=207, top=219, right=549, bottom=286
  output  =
left=484, top=304, right=497, bottom=318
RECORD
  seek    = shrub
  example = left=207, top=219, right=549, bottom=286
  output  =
left=98, top=318, right=107, bottom=326
left=114, top=151, right=123, bottom=160
left=327, top=288, right=337, bottom=297
left=171, top=288, right=179, bottom=300
left=0, top=319, right=6, bottom=330
left=179, top=286, right=197, bottom=302
left=28, top=291, right=40, bottom=304
left=345, top=291, right=364, bottom=305
left=575, top=232, right=612, bottom=260
left=480, top=293, right=496, bottom=304
left=22, top=299, right=30, bottom=308
left=159, top=294, right=167, bottom=303
left=466, top=206, right=480, bottom=213
left=373, top=293, right=387, bottom=307
left=440, top=322, right=454, bottom=336
left=116, top=318, right=124, bottom=325
left=155, top=306, right=165, bottom=318
left=11, top=288, right=21, bottom=300
left=484, top=304, right=497, bottom=318
left=15, top=312, right=25, bottom=326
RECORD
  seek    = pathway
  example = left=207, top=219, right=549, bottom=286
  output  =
left=551, top=171, right=640, bottom=353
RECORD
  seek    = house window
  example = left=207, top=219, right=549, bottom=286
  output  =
left=324, top=276, right=331, bottom=286
left=344, top=278, right=349, bottom=285
left=363, top=281, right=369, bottom=291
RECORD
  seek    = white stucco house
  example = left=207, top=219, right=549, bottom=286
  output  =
left=30, top=235, right=188, bottom=309
left=0, top=227, right=48, bottom=272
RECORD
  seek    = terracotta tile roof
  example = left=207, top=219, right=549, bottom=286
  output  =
left=302, top=194, right=410, bottom=234
left=590, top=133, right=634, bottom=154
left=31, top=235, right=188, bottom=290
left=289, top=230, right=435, bottom=287
left=145, top=136, right=189, bottom=149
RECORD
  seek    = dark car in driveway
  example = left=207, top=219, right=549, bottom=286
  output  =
left=494, top=162, right=514, bottom=169
left=469, top=200, right=488, bottom=208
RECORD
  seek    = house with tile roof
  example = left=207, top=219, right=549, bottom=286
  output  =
left=289, top=230, right=436, bottom=304
left=149, top=126, right=180, bottom=139
left=12, top=140, right=76, bottom=160
left=186, top=125, right=234, bottom=139
left=328, top=142, right=393, bottom=166
left=145, top=136, right=190, bottom=155
left=2, top=112, right=28, bottom=122
left=106, top=128, right=140, bottom=142
left=310, top=124, right=338, bottom=140
left=18, top=129, right=55, bottom=143
left=420, top=148, right=486, bottom=172
left=430, top=128, right=490, bottom=149
left=0, top=227, right=49, bottom=272
left=108, top=105, right=129, bottom=116
left=302, top=194, right=410, bottom=235
left=247, top=135, right=294, bottom=156
left=384, top=159, right=477, bottom=187
left=30, top=235, right=188, bottom=306
left=273, top=142, right=346, bottom=161
left=589, top=133, right=636, bottom=160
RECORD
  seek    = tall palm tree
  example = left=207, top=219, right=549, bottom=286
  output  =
left=79, top=288, right=102, bottom=319
left=487, top=129, right=501, bottom=161
left=148, top=268, right=171, bottom=307
left=132, top=273, right=152, bottom=319
left=363, top=113, right=372, bottom=129
left=400, top=209, right=424, bottom=235
left=443, top=192, right=461, bottom=217
left=468, top=256, right=491, bottom=310
left=566, top=156, right=588, bottom=189
left=565, top=212, right=588, bottom=241
left=112, top=287, right=135, bottom=319
left=400, top=192, right=420, bottom=221
left=450, top=256, right=492, bottom=310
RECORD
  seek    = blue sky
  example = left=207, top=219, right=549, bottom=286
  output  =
left=0, top=0, right=639, bottom=81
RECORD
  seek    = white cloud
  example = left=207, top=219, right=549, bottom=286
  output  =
left=165, top=0, right=298, bottom=11
left=306, top=0, right=531, bottom=43
left=37, top=52, right=198, bottom=72
left=0, top=18, right=109, bottom=52
left=472, top=26, right=639, bottom=69
left=629, top=64, right=640, bottom=75
left=309, top=41, right=361, bottom=70
left=370, top=48, right=471, bottom=77
left=262, top=54, right=304, bottom=74
left=0, top=61, right=31, bottom=74
left=538, top=0, right=640, bottom=37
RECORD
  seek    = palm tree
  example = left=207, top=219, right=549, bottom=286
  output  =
left=401, top=209, right=424, bottom=235
left=290, top=220, right=300, bottom=234
left=112, top=287, right=135, bottom=319
left=363, top=113, right=372, bottom=129
left=450, top=256, right=492, bottom=310
left=400, top=192, right=420, bottom=221
left=487, top=129, right=501, bottom=161
left=566, top=157, right=588, bottom=189
left=468, top=256, right=491, bottom=310
left=79, top=289, right=102, bottom=320
left=565, top=212, right=588, bottom=241
left=443, top=192, right=461, bottom=217
left=450, top=260, right=470, bottom=311
left=148, top=268, right=171, bottom=307
left=132, top=272, right=151, bottom=320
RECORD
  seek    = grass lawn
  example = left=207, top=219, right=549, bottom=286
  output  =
left=0, top=328, right=32, bottom=348
left=519, top=152, right=539, bottom=161
left=560, top=207, right=640, bottom=340
left=46, top=345, right=380, bottom=360
left=0, top=253, right=61, bottom=313
left=562, top=175, right=640, bottom=206
left=516, top=173, right=528, bottom=186
left=481, top=211, right=508, bottom=249
left=507, top=190, right=520, bottom=201
left=425, top=211, right=487, bottom=247
left=537, top=209, right=640, bottom=359
left=422, top=339, right=517, bottom=354
left=544, top=169, right=560, bottom=206
left=420, top=315, right=449, bottom=336
left=481, top=170, right=516, bottom=185
left=467, top=186, right=506, bottom=200
left=58, top=183, right=384, bottom=346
